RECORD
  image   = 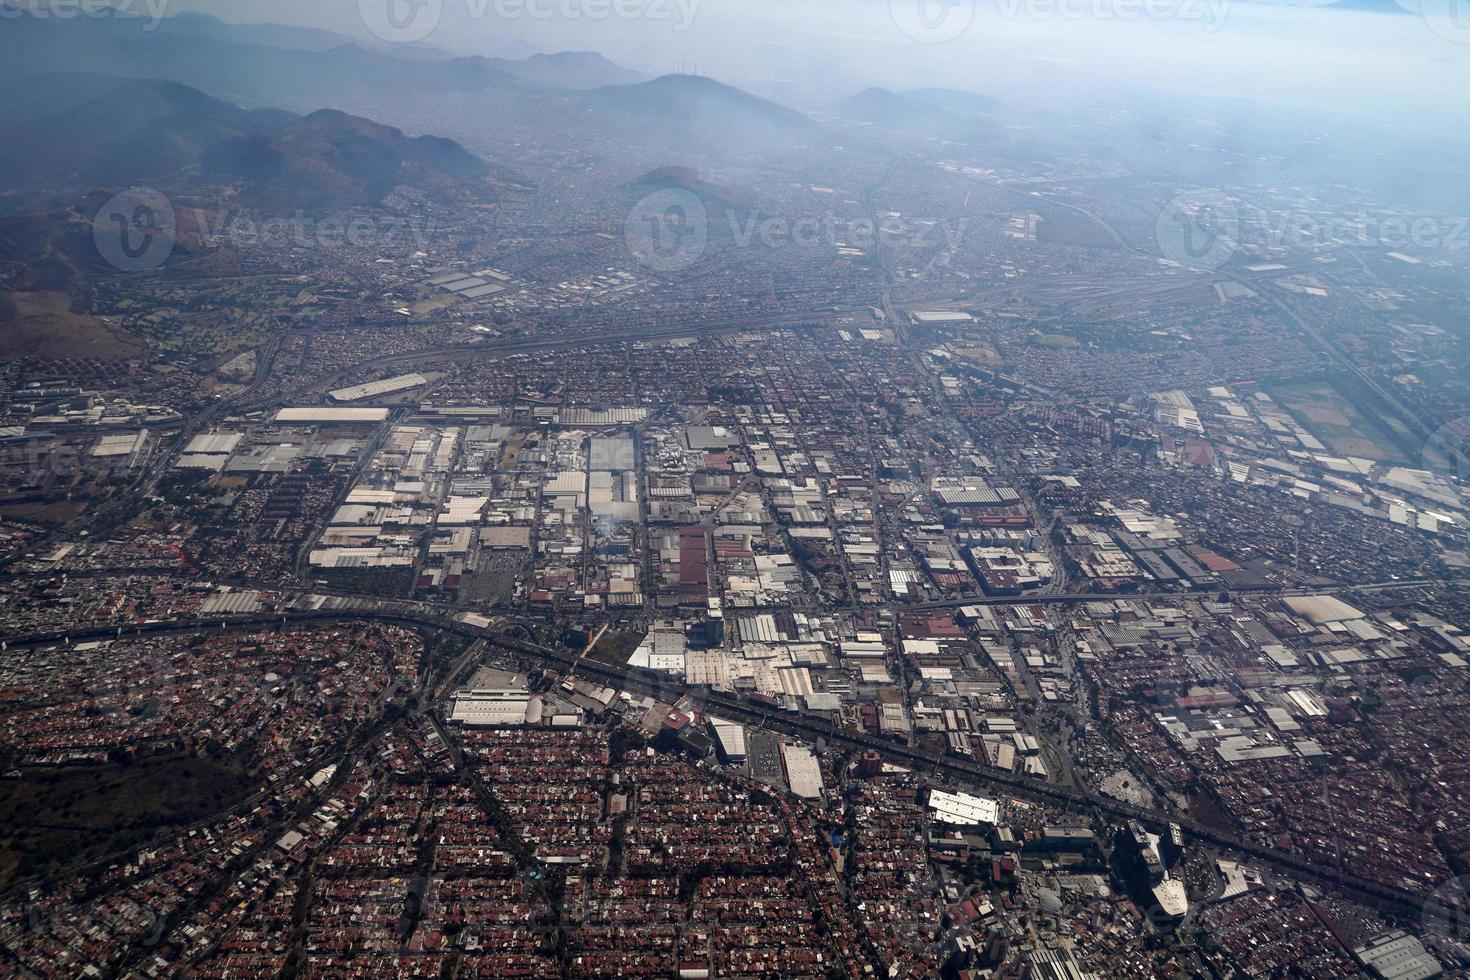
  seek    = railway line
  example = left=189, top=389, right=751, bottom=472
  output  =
left=4, top=602, right=1455, bottom=924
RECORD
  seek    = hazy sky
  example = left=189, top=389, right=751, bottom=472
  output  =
left=172, top=0, right=1468, bottom=124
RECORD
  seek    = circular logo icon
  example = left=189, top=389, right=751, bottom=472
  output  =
left=359, top=0, right=443, bottom=44
left=1398, top=0, right=1470, bottom=43
left=79, top=639, right=175, bottom=751
left=625, top=189, right=709, bottom=273
left=1155, top=191, right=1240, bottom=270
left=1423, top=417, right=1470, bottom=483
left=1423, top=876, right=1470, bottom=948
left=93, top=188, right=176, bottom=273
left=891, top=0, right=977, bottom=42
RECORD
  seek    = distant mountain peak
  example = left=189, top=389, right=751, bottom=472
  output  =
left=836, top=87, right=1001, bottom=137
left=591, top=74, right=819, bottom=129
left=0, top=73, right=519, bottom=212
left=489, top=50, right=642, bottom=90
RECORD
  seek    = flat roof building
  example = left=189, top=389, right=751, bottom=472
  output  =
left=329, top=374, right=429, bottom=403
left=92, top=431, right=147, bottom=460
left=781, top=742, right=824, bottom=800
left=710, top=718, right=748, bottom=763
left=1353, top=931, right=1442, bottom=980
left=447, top=689, right=535, bottom=727
left=274, top=407, right=390, bottom=424
left=928, top=789, right=999, bottom=826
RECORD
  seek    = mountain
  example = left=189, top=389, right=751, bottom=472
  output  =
left=0, top=13, right=519, bottom=104
left=148, top=11, right=365, bottom=52
left=489, top=52, right=643, bottom=90
left=581, top=76, right=823, bottom=153
left=215, top=108, right=506, bottom=211
left=836, top=88, right=1001, bottom=137
left=1249, top=0, right=1411, bottom=10
left=0, top=76, right=291, bottom=187
left=0, top=74, right=517, bottom=212
left=631, top=167, right=755, bottom=213
left=0, top=11, right=639, bottom=104
left=0, top=13, right=810, bottom=166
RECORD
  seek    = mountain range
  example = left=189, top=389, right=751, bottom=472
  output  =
left=834, top=88, right=1002, bottom=137
left=0, top=10, right=823, bottom=165
left=0, top=11, right=640, bottom=103
left=0, top=74, right=517, bottom=213
left=582, top=75, right=823, bottom=155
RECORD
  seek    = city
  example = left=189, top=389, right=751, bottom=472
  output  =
left=1, top=1, right=1469, bottom=978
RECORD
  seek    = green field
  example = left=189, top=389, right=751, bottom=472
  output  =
left=1268, top=377, right=1413, bottom=463
left=1030, top=332, right=1079, bottom=349
left=0, top=754, right=256, bottom=889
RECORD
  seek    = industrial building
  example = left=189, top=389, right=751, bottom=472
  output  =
left=328, top=373, right=430, bottom=403
left=928, top=789, right=1000, bottom=827
left=780, top=741, right=824, bottom=800
left=274, top=407, right=390, bottom=424
left=1353, top=931, right=1443, bottom=980
left=447, top=689, right=539, bottom=727
left=709, top=718, right=748, bottom=764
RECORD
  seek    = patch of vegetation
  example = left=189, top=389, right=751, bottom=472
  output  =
left=587, top=628, right=644, bottom=668
left=0, top=290, right=144, bottom=360
left=0, top=753, right=257, bottom=889
left=1029, top=331, right=1079, bottom=349
left=953, top=344, right=1001, bottom=367
left=0, top=501, right=88, bottom=525
left=1268, top=375, right=1413, bottom=463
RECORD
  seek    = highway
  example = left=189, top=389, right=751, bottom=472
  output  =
left=2, top=204, right=1463, bottom=929
left=4, top=601, right=1458, bottom=925
left=296, top=309, right=857, bottom=397
left=880, top=577, right=1467, bottom=613
left=9, top=335, right=283, bottom=565
left=9, top=308, right=848, bottom=562
left=982, top=172, right=1438, bottom=456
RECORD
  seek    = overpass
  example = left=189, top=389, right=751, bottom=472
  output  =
left=6, top=604, right=1452, bottom=923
